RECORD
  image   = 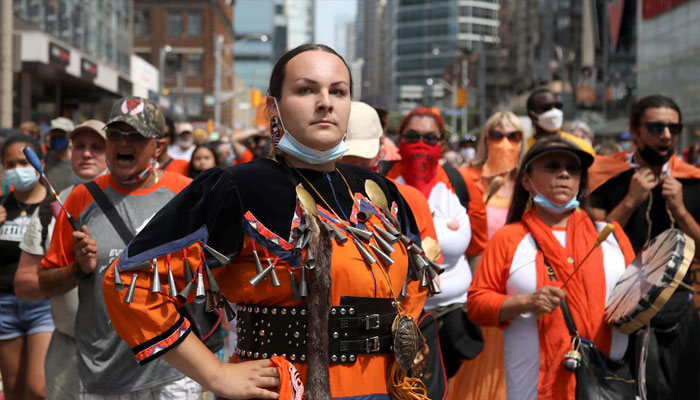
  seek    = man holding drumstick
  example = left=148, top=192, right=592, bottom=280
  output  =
left=590, top=95, right=700, bottom=400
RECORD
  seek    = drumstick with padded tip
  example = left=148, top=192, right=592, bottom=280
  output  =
left=23, top=146, right=81, bottom=231
left=484, top=176, right=504, bottom=205
left=561, top=223, right=615, bottom=289
left=536, top=223, right=615, bottom=319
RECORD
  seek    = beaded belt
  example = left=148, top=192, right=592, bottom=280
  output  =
left=234, top=296, right=397, bottom=364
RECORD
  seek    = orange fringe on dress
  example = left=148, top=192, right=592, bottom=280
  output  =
left=447, top=326, right=506, bottom=400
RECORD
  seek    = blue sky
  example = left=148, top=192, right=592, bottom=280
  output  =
left=314, top=0, right=357, bottom=53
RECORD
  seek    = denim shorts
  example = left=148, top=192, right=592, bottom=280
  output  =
left=0, top=291, right=55, bottom=340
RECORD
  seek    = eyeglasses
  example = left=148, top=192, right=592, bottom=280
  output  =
left=488, top=130, right=522, bottom=142
left=537, top=159, right=582, bottom=175
left=402, top=130, right=441, bottom=145
left=535, top=102, right=563, bottom=113
left=105, top=128, right=150, bottom=142
left=644, top=121, right=683, bottom=135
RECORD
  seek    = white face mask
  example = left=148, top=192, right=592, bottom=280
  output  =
left=536, top=108, right=564, bottom=133
left=460, top=147, right=476, bottom=162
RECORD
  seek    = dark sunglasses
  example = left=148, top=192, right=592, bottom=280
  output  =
left=105, top=128, right=149, bottom=142
left=538, top=159, right=582, bottom=174
left=536, top=102, right=563, bottom=113
left=402, top=130, right=441, bottom=145
left=645, top=121, right=683, bottom=135
left=488, top=130, right=522, bottom=142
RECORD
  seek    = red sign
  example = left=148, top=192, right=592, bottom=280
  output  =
left=81, top=58, right=98, bottom=80
left=49, top=43, right=70, bottom=67
left=642, top=0, right=689, bottom=19
left=608, top=0, right=625, bottom=51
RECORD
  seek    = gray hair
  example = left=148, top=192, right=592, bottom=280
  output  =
left=567, top=120, right=593, bottom=140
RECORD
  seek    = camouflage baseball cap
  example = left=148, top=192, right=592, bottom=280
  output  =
left=105, top=97, right=165, bottom=138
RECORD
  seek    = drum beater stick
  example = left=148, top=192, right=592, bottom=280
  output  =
left=536, top=223, right=615, bottom=320
left=23, top=146, right=81, bottom=231
left=561, top=223, right=615, bottom=289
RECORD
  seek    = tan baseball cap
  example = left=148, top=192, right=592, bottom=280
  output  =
left=68, top=119, right=107, bottom=140
left=344, top=101, right=383, bottom=159
left=50, top=117, right=75, bottom=133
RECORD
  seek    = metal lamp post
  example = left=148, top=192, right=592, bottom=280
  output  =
left=158, top=45, right=173, bottom=97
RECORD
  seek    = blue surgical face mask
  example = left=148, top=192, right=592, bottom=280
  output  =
left=50, top=136, right=70, bottom=152
left=4, top=166, right=39, bottom=191
left=532, top=191, right=580, bottom=214
left=272, top=97, right=348, bottom=164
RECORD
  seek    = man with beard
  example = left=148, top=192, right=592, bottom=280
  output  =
left=589, top=95, right=700, bottom=400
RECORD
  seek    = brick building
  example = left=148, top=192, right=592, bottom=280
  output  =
left=133, top=0, right=235, bottom=128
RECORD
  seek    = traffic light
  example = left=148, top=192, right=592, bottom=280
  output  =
left=251, top=90, right=262, bottom=108
left=456, top=88, right=467, bottom=108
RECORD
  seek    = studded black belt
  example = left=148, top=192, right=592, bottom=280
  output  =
left=234, top=296, right=397, bottom=364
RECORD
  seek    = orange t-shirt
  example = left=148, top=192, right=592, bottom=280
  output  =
left=161, top=158, right=190, bottom=177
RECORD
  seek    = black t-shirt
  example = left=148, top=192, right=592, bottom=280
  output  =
left=590, top=169, right=700, bottom=253
left=0, top=194, right=41, bottom=293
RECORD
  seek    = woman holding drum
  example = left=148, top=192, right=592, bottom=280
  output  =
left=468, top=137, right=636, bottom=399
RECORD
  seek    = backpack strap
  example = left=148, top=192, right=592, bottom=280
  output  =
left=83, top=181, right=134, bottom=245
left=38, top=197, right=54, bottom=248
left=443, top=164, right=470, bottom=212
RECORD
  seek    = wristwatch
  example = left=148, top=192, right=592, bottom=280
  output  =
left=74, top=264, right=93, bottom=280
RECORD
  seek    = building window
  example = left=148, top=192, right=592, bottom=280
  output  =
left=187, top=11, right=202, bottom=36
left=185, top=94, right=202, bottom=116
left=165, top=53, right=183, bottom=76
left=134, top=10, right=150, bottom=36
left=167, top=11, right=182, bottom=35
left=187, top=54, right=203, bottom=76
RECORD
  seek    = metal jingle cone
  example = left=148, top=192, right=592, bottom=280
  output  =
left=427, top=259, right=445, bottom=275
left=167, top=263, right=177, bottom=298
left=411, top=253, right=428, bottom=270
left=205, top=290, right=218, bottom=312
left=200, top=242, right=231, bottom=265
left=184, top=257, right=193, bottom=283
left=425, top=263, right=438, bottom=280
left=293, top=224, right=307, bottom=237
left=151, top=260, right=161, bottom=293
left=318, top=219, right=335, bottom=239
left=203, top=262, right=220, bottom=293
left=369, top=243, right=394, bottom=267
left=420, top=270, right=429, bottom=288
left=399, top=277, right=409, bottom=300
left=124, top=273, right=138, bottom=304
left=357, top=210, right=374, bottom=223
left=252, top=249, right=265, bottom=277
left=328, top=222, right=348, bottom=244
left=348, top=226, right=373, bottom=242
left=354, top=238, right=377, bottom=266
left=407, top=255, right=421, bottom=281
left=114, top=265, right=125, bottom=291
left=298, top=265, right=308, bottom=298
left=373, top=232, right=395, bottom=255
left=224, top=300, right=236, bottom=321
left=373, top=224, right=399, bottom=244
left=429, top=277, right=442, bottom=295
left=249, top=262, right=273, bottom=288
left=305, top=247, right=316, bottom=270
left=293, top=230, right=311, bottom=254
left=408, top=243, right=424, bottom=255
left=195, top=271, right=206, bottom=304
left=383, top=219, right=401, bottom=236
left=268, top=261, right=282, bottom=287
left=289, top=269, right=301, bottom=301
left=177, top=281, right=194, bottom=301
left=399, top=234, right=413, bottom=246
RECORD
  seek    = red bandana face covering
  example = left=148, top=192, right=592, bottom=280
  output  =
left=399, top=141, right=443, bottom=198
